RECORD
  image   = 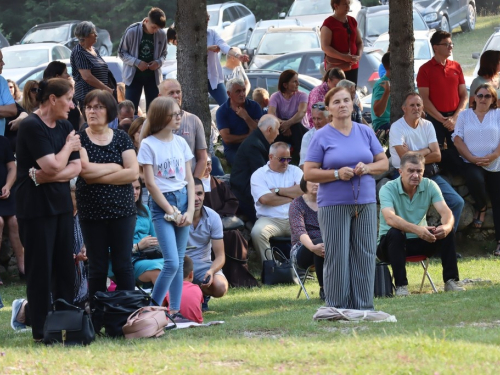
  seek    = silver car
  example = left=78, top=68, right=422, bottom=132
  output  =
left=207, top=2, right=256, bottom=46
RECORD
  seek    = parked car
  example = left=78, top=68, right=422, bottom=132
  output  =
left=161, top=43, right=178, bottom=79
left=20, top=21, right=113, bottom=56
left=238, top=18, right=302, bottom=61
left=279, top=0, right=361, bottom=28
left=413, top=0, right=476, bottom=33
left=207, top=2, right=256, bottom=47
left=1, top=43, right=72, bottom=81
left=471, top=27, right=500, bottom=77
left=259, top=47, right=384, bottom=94
left=0, top=31, right=9, bottom=49
left=16, top=56, right=123, bottom=90
left=249, top=26, right=321, bottom=69
left=357, top=5, right=429, bottom=47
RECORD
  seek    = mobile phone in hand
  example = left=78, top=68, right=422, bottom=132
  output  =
left=202, top=275, right=211, bottom=285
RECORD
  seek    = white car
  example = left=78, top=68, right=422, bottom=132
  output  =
left=471, top=27, right=500, bottom=77
left=280, top=0, right=361, bottom=29
left=1, top=43, right=71, bottom=81
left=207, top=2, right=256, bottom=47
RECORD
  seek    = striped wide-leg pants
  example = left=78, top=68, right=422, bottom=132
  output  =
left=318, top=203, right=377, bottom=310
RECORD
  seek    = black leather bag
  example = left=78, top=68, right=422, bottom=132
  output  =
left=93, top=289, right=151, bottom=337
left=424, top=163, right=440, bottom=178
left=43, top=299, right=95, bottom=346
left=374, top=262, right=394, bottom=298
left=135, top=245, right=163, bottom=260
left=261, top=247, right=299, bottom=285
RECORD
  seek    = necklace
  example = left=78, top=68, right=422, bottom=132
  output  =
left=88, top=128, right=110, bottom=142
left=351, top=176, right=361, bottom=218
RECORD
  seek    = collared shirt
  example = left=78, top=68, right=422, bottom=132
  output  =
left=378, top=177, right=444, bottom=243
left=207, top=29, right=231, bottom=90
left=452, top=108, right=500, bottom=172
left=417, top=58, right=465, bottom=113
left=250, top=162, right=303, bottom=219
left=0, top=75, right=15, bottom=136
left=187, top=206, right=224, bottom=263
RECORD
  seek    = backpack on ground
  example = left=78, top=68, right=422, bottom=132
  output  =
left=122, top=306, right=176, bottom=339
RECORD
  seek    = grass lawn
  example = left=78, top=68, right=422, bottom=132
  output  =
left=1, top=256, right=500, bottom=374
left=452, top=15, right=500, bottom=75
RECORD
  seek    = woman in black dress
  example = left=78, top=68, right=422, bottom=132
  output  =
left=15, top=78, right=82, bottom=342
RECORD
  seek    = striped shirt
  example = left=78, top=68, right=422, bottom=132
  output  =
left=70, top=44, right=109, bottom=102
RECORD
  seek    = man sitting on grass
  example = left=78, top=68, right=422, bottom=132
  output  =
left=377, top=152, right=465, bottom=296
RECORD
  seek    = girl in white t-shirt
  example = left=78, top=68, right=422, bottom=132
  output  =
left=137, top=97, right=194, bottom=318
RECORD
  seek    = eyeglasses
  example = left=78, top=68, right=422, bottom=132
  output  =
left=273, top=156, right=292, bottom=163
left=85, top=105, right=106, bottom=112
left=312, top=103, right=326, bottom=110
left=30, top=88, right=39, bottom=93
left=437, top=43, right=454, bottom=48
left=169, top=110, right=184, bottom=118
left=476, top=93, right=493, bottom=99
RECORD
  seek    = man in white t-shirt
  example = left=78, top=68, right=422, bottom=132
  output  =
left=222, top=47, right=250, bottom=96
left=250, top=142, right=303, bottom=263
left=389, top=92, right=464, bottom=233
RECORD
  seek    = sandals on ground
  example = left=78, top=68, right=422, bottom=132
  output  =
left=494, top=242, right=500, bottom=257
left=473, top=207, right=487, bottom=229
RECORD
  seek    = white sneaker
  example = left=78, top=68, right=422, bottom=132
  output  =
left=444, top=279, right=466, bottom=292
left=395, top=285, right=409, bottom=297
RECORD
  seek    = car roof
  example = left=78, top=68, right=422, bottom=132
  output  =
left=362, top=5, right=390, bottom=15
left=255, top=19, right=301, bottom=29
left=2, top=43, right=65, bottom=51
left=29, top=21, right=80, bottom=28
left=375, top=29, right=433, bottom=41
left=207, top=2, right=239, bottom=11
left=264, top=26, right=319, bottom=33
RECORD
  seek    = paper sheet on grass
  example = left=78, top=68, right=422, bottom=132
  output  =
left=313, top=306, right=397, bottom=323
left=167, top=321, right=225, bottom=329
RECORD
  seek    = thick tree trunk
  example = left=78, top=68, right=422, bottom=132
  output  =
left=176, top=0, right=212, bottom=144
left=389, top=0, right=414, bottom=123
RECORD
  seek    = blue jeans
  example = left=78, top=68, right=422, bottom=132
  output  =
left=210, top=153, right=225, bottom=176
left=126, top=73, right=159, bottom=114
left=208, top=81, right=228, bottom=105
left=149, top=187, right=190, bottom=309
left=429, top=175, right=464, bottom=233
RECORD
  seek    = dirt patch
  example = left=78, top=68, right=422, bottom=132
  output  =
left=243, top=329, right=283, bottom=339
left=322, top=325, right=370, bottom=335
left=455, top=320, right=500, bottom=328
left=211, top=360, right=245, bottom=368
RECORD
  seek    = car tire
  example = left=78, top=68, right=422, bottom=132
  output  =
left=440, top=16, right=451, bottom=34
left=98, top=45, right=109, bottom=56
left=461, top=3, right=476, bottom=32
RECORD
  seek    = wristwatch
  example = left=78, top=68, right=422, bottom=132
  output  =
left=334, top=170, right=339, bottom=180
left=274, top=188, right=280, bottom=196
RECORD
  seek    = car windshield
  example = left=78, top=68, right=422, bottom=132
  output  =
left=208, top=11, right=219, bottom=27
left=366, top=11, right=427, bottom=37
left=288, top=0, right=331, bottom=16
left=373, top=39, right=431, bottom=60
left=257, top=32, right=320, bottom=55
left=485, top=35, right=500, bottom=51
left=3, top=49, right=49, bottom=69
left=248, top=29, right=267, bottom=50
left=21, top=25, right=69, bottom=44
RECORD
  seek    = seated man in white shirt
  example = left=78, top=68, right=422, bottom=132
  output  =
left=187, top=178, right=228, bottom=302
left=250, top=142, right=303, bottom=263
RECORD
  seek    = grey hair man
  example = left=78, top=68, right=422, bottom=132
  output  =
left=299, top=102, right=329, bottom=167
left=230, top=114, right=280, bottom=221
left=216, top=77, right=263, bottom=165
left=250, top=141, right=303, bottom=263
left=158, top=78, right=208, bottom=178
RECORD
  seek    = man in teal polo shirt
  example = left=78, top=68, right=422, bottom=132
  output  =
left=371, top=52, right=391, bottom=132
left=377, top=152, right=464, bottom=296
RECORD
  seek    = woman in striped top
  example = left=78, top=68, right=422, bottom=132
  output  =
left=70, top=21, right=112, bottom=106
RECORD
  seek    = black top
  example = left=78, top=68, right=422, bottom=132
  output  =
left=230, top=128, right=271, bottom=206
left=15, top=114, right=80, bottom=219
left=4, top=102, right=26, bottom=153
left=70, top=44, right=109, bottom=103
left=76, top=129, right=136, bottom=220
left=0, top=135, right=15, bottom=188
left=68, top=99, right=81, bottom=132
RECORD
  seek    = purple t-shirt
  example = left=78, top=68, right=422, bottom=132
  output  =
left=305, top=123, right=383, bottom=207
left=269, top=91, right=308, bottom=120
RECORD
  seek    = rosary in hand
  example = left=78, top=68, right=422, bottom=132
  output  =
left=351, top=176, right=361, bottom=219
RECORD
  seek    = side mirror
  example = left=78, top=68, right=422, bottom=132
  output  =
left=222, top=21, right=231, bottom=29
left=471, top=52, right=480, bottom=59
left=279, top=12, right=286, bottom=19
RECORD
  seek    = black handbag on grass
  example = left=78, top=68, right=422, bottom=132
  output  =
left=261, top=247, right=299, bottom=285
left=134, top=245, right=163, bottom=261
left=93, top=289, right=151, bottom=337
left=43, top=299, right=95, bottom=346
left=374, top=262, right=395, bottom=298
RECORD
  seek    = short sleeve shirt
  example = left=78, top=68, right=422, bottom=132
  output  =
left=138, top=134, right=194, bottom=193
left=371, top=75, right=391, bottom=131
left=306, top=123, right=383, bottom=207
left=16, top=114, right=80, bottom=219
left=416, top=58, right=465, bottom=112
left=70, top=44, right=109, bottom=102
left=76, top=129, right=136, bottom=220
left=0, top=76, right=15, bottom=136
left=186, top=206, right=224, bottom=263
left=269, top=91, right=308, bottom=121
left=321, top=15, right=359, bottom=70
left=174, top=111, right=207, bottom=172
left=378, top=177, right=444, bottom=242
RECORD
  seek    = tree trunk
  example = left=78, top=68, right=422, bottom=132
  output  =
left=176, top=0, right=212, bottom=144
left=389, top=0, right=414, bottom=123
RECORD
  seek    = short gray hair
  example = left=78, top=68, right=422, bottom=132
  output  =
left=75, top=21, right=96, bottom=41
left=337, top=79, right=356, bottom=90
left=258, top=114, right=279, bottom=131
left=226, top=77, right=245, bottom=92
left=269, top=141, right=290, bottom=155
left=118, top=100, right=135, bottom=112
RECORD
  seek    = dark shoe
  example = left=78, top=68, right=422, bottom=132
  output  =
left=202, top=295, right=211, bottom=312
left=18, top=271, right=26, bottom=281
left=171, top=312, right=192, bottom=323
left=319, top=287, right=325, bottom=301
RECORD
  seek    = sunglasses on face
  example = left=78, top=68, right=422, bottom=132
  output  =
left=273, top=156, right=292, bottom=163
left=312, top=103, right=326, bottom=110
left=476, top=93, right=493, bottom=99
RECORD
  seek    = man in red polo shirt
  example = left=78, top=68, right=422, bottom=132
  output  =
left=417, top=30, right=468, bottom=174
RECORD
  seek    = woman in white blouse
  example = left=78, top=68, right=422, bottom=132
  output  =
left=453, top=83, right=500, bottom=255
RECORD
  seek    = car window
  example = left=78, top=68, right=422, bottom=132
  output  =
left=248, top=29, right=267, bottom=50
left=258, top=32, right=320, bottom=55
left=303, top=54, right=323, bottom=76
left=298, top=84, right=312, bottom=95
left=288, top=0, right=330, bottom=16
left=3, top=49, right=49, bottom=69
left=413, top=11, right=428, bottom=31
left=264, top=55, right=302, bottom=72
left=21, top=25, right=70, bottom=44
left=237, top=5, right=251, bottom=17
left=485, top=35, right=500, bottom=51
left=52, top=47, right=62, bottom=60
left=222, top=9, right=234, bottom=23
left=373, top=39, right=430, bottom=60
left=366, top=11, right=427, bottom=38
left=266, top=78, right=279, bottom=96
left=59, top=46, right=71, bottom=59
left=208, top=10, right=219, bottom=26
left=18, top=69, right=44, bottom=90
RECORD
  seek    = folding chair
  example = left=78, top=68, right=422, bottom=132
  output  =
left=406, top=255, right=438, bottom=293
left=291, top=259, right=315, bottom=299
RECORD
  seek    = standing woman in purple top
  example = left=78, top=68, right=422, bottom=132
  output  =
left=303, top=86, right=388, bottom=310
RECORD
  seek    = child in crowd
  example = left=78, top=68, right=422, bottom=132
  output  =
left=164, top=255, right=203, bottom=323
left=252, top=88, right=269, bottom=114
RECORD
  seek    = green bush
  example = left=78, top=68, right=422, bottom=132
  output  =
left=476, top=0, right=500, bottom=15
